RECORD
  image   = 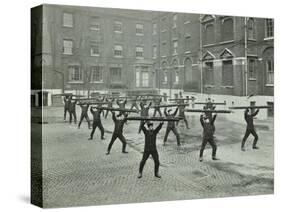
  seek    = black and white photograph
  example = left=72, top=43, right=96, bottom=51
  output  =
left=30, top=3, right=275, bottom=208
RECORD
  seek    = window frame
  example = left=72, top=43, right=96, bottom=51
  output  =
left=62, top=39, right=73, bottom=55
left=68, top=65, right=82, bottom=83
left=62, top=12, right=73, bottom=28
left=90, top=66, right=103, bottom=83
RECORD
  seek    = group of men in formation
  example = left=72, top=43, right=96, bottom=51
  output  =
left=62, top=92, right=260, bottom=178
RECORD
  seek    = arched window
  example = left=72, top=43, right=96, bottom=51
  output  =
left=184, top=58, right=192, bottom=82
left=221, top=18, right=234, bottom=41
left=161, top=62, right=168, bottom=84
left=172, top=60, right=179, bottom=84
left=248, top=18, right=256, bottom=40
left=204, top=24, right=215, bottom=44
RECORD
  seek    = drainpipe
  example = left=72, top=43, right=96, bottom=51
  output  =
left=199, top=16, right=203, bottom=94
left=244, top=17, right=248, bottom=96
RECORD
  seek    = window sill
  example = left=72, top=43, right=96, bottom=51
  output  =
left=90, top=28, right=100, bottom=31
left=114, top=31, right=123, bottom=34
left=68, top=81, right=83, bottom=84
left=248, top=78, right=257, bottom=81
left=203, top=43, right=216, bottom=47
left=264, top=37, right=274, bottom=41
left=265, top=84, right=274, bottom=87
left=90, top=81, right=104, bottom=84
left=248, top=38, right=257, bottom=42
left=219, top=40, right=234, bottom=45
left=220, top=85, right=234, bottom=89
left=184, top=21, right=191, bottom=25
left=90, top=54, right=100, bottom=57
left=114, top=56, right=123, bottom=58
left=136, top=33, right=144, bottom=36
left=161, top=56, right=167, bottom=58
left=62, top=53, right=73, bottom=56
left=62, top=25, right=74, bottom=28
left=185, top=51, right=191, bottom=54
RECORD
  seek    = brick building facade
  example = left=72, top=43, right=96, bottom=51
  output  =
left=31, top=5, right=274, bottom=110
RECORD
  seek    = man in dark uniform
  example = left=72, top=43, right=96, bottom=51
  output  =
left=152, top=97, right=162, bottom=117
left=63, top=94, right=72, bottom=121
left=68, top=98, right=78, bottom=124
left=104, top=98, right=115, bottom=119
left=199, top=113, right=218, bottom=162
left=77, top=102, right=91, bottom=129
left=96, top=96, right=105, bottom=117
left=130, top=96, right=140, bottom=112
left=88, top=106, right=105, bottom=140
left=241, top=108, right=259, bottom=151
left=176, top=98, right=189, bottom=129
left=106, top=111, right=128, bottom=155
left=138, top=121, right=164, bottom=179
left=138, top=101, right=152, bottom=133
left=204, top=98, right=216, bottom=120
left=163, top=108, right=181, bottom=146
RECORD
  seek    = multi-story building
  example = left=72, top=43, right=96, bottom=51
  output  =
left=31, top=4, right=155, bottom=106
left=32, top=5, right=274, bottom=118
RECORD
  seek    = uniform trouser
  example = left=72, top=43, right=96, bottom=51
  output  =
left=241, top=129, right=258, bottom=148
left=105, top=110, right=110, bottom=119
left=130, top=104, right=139, bottom=111
left=64, top=107, right=69, bottom=120
left=163, top=127, right=180, bottom=144
left=69, top=111, right=77, bottom=124
left=107, top=133, right=127, bottom=152
left=138, top=120, right=150, bottom=133
left=153, top=107, right=162, bottom=117
left=139, top=150, right=160, bottom=176
left=177, top=115, right=189, bottom=128
left=90, top=122, right=104, bottom=139
left=199, top=138, right=217, bottom=158
left=78, top=114, right=91, bottom=128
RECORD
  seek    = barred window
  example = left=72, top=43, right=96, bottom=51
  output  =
left=114, top=21, right=122, bottom=33
left=204, top=24, right=215, bottom=44
left=136, top=23, right=144, bottom=35
left=173, top=40, right=178, bottom=55
left=266, top=59, right=274, bottom=84
left=63, top=13, right=73, bottom=27
left=221, top=18, right=234, bottom=41
left=114, top=45, right=123, bottom=57
left=248, top=58, right=256, bottom=79
left=90, top=17, right=100, bottom=31
left=222, top=60, right=233, bottom=86
left=90, top=43, right=100, bottom=56
left=63, top=39, right=73, bottom=55
left=110, top=67, right=122, bottom=82
left=136, top=46, right=144, bottom=58
left=142, top=70, right=149, bottom=87
left=68, top=65, right=82, bottom=82
left=205, top=62, right=214, bottom=84
left=91, top=66, right=103, bottom=82
left=265, top=19, right=274, bottom=38
left=248, top=18, right=256, bottom=40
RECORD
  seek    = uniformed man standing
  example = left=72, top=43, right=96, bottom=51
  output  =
left=199, top=113, right=218, bottom=162
left=138, top=121, right=164, bottom=179
left=63, top=94, right=72, bottom=121
left=68, top=98, right=78, bottom=124
left=176, top=98, right=189, bottom=129
left=96, top=96, right=105, bottom=117
left=163, top=108, right=181, bottom=146
left=104, top=98, right=115, bottom=119
left=77, top=102, right=91, bottom=129
left=88, top=106, right=105, bottom=140
left=106, top=111, right=128, bottom=155
left=152, top=97, right=162, bottom=117
left=241, top=108, right=259, bottom=151
left=138, top=101, right=152, bottom=133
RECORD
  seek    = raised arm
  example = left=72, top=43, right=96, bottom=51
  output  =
left=155, top=122, right=164, bottom=134
left=164, top=108, right=168, bottom=117
left=140, top=121, right=147, bottom=133
left=211, top=114, right=217, bottom=125
left=173, top=107, right=179, bottom=116
left=148, top=102, right=152, bottom=108
left=200, top=114, right=204, bottom=127
left=111, top=111, right=116, bottom=122
left=252, top=109, right=259, bottom=117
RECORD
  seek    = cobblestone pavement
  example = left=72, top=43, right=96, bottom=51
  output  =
left=33, top=106, right=274, bottom=208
